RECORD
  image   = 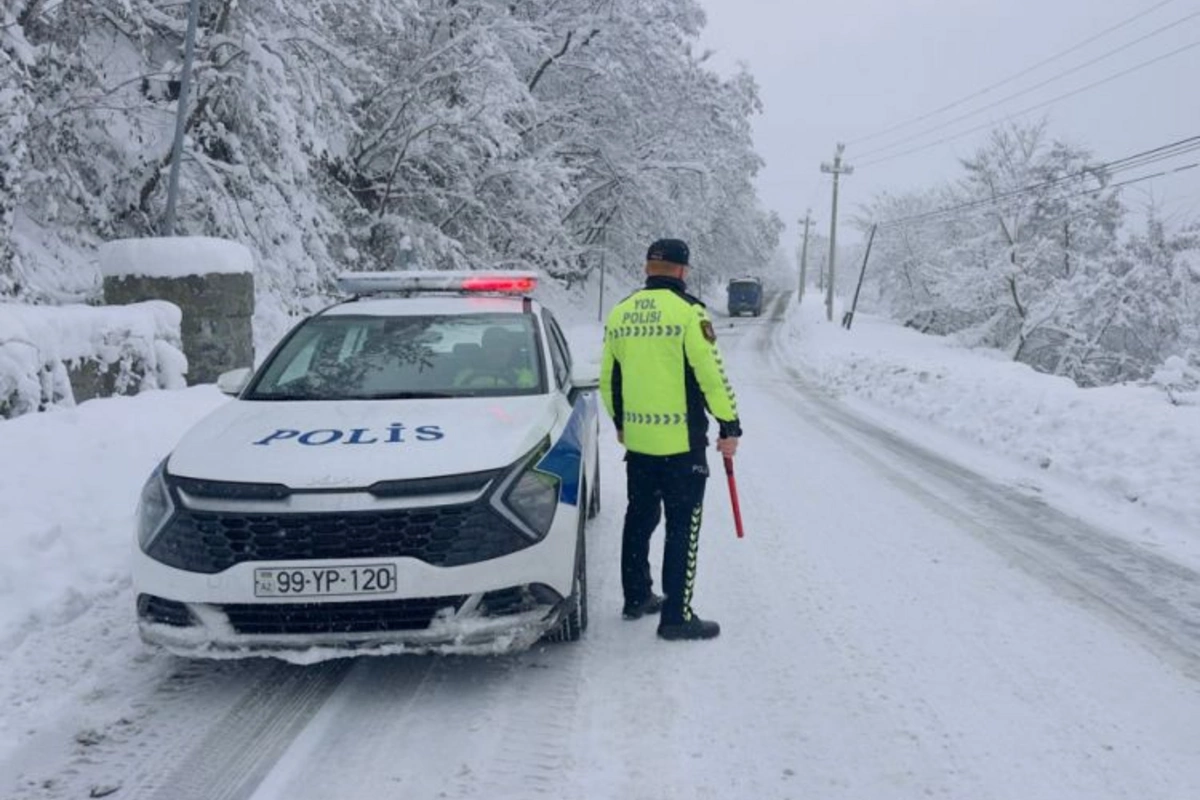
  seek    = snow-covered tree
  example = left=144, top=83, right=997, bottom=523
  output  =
left=2, top=0, right=779, bottom=330
left=1, top=3, right=40, bottom=297
left=954, top=123, right=1122, bottom=357
left=860, top=121, right=1199, bottom=387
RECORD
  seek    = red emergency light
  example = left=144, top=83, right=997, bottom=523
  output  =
left=461, top=275, right=538, bottom=293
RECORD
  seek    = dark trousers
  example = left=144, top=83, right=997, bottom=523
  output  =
left=622, top=450, right=709, bottom=624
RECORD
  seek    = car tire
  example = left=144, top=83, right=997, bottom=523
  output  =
left=544, top=498, right=588, bottom=643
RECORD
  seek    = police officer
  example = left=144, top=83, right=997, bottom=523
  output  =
left=600, top=238, right=741, bottom=641
left=454, top=326, right=536, bottom=389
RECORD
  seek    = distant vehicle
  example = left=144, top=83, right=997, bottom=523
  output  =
left=133, top=271, right=599, bottom=658
left=727, top=277, right=763, bottom=317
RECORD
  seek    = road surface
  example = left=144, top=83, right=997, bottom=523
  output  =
left=5, top=294, right=1200, bottom=800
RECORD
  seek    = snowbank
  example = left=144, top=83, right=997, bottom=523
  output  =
left=99, top=237, right=254, bottom=279
left=0, top=301, right=187, bottom=418
left=0, top=388, right=227, bottom=653
left=783, top=295, right=1200, bottom=530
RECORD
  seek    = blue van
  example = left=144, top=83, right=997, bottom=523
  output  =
left=727, top=278, right=763, bottom=317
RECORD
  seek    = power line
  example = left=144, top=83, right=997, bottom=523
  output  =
left=1089, top=161, right=1199, bottom=192
left=878, top=148, right=1200, bottom=230
left=858, top=39, right=1200, bottom=168
left=1102, top=139, right=1200, bottom=175
left=876, top=165, right=1190, bottom=232
left=848, top=0, right=1180, bottom=146
left=856, top=11, right=1200, bottom=160
left=1053, top=161, right=1199, bottom=210
left=1026, top=161, right=1200, bottom=226
left=876, top=134, right=1200, bottom=229
left=921, top=135, right=1200, bottom=223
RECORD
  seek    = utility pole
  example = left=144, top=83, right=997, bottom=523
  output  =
left=163, top=0, right=201, bottom=236
left=820, top=143, right=853, bottom=322
left=798, top=210, right=812, bottom=302
left=842, top=223, right=877, bottom=330
left=597, top=227, right=607, bottom=322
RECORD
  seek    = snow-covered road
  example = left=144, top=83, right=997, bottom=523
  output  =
left=4, top=295, right=1200, bottom=800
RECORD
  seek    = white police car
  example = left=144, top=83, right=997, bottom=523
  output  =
left=134, top=271, right=600, bottom=657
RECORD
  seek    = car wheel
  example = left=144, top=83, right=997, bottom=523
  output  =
left=544, top=499, right=588, bottom=643
left=587, top=454, right=601, bottom=519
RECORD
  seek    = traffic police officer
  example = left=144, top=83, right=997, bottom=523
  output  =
left=600, top=238, right=742, bottom=641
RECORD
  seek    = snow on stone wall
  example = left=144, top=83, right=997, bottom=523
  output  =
left=98, top=237, right=254, bottom=279
left=0, top=301, right=187, bottom=419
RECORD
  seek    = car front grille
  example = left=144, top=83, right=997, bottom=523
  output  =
left=218, top=596, right=467, bottom=635
left=146, top=501, right=533, bottom=574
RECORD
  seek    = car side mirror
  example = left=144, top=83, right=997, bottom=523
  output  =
left=570, top=363, right=599, bottom=392
left=568, top=363, right=599, bottom=404
left=217, top=367, right=252, bottom=396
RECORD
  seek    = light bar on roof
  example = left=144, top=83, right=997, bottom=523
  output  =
left=336, top=270, right=538, bottom=296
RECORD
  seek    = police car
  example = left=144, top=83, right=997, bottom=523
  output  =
left=133, top=271, right=600, bottom=657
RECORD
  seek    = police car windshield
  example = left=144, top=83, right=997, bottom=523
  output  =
left=246, top=313, right=545, bottom=401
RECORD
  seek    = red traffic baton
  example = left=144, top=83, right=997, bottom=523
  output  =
left=723, top=455, right=745, bottom=539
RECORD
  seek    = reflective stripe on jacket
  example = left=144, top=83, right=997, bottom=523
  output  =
left=600, top=276, right=740, bottom=456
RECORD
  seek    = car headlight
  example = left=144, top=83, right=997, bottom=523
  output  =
left=137, top=459, right=176, bottom=550
left=492, top=438, right=561, bottom=541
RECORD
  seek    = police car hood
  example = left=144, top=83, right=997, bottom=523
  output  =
left=167, top=396, right=561, bottom=488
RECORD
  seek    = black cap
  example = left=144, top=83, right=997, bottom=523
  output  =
left=646, top=238, right=689, bottom=267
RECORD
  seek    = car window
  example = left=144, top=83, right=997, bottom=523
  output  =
left=246, top=313, right=546, bottom=400
left=542, top=312, right=570, bottom=389
left=545, top=313, right=573, bottom=372
left=276, top=337, right=318, bottom=384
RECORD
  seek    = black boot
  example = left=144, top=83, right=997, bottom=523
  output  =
left=657, top=615, right=720, bottom=641
left=622, top=593, right=664, bottom=620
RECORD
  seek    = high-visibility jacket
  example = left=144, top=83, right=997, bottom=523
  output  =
left=600, top=276, right=741, bottom=456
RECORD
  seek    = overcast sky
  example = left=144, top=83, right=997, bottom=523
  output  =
left=697, top=0, right=1200, bottom=254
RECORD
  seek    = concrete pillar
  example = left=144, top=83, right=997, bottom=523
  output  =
left=99, top=237, right=255, bottom=385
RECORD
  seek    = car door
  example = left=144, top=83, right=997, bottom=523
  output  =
left=541, top=310, right=597, bottom=514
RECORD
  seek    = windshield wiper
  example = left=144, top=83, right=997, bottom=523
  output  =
left=246, top=390, right=459, bottom=401
left=369, top=391, right=458, bottom=399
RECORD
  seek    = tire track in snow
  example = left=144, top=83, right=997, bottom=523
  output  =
left=249, top=527, right=605, bottom=799
left=443, top=648, right=587, bottom=799
left=709, top=295, right=986, bottom=798
left=6, top=653, right=350, bottom=800
left=141, top=660, right=351, bottom=800
left=239, top=641, right=589, bottom=799
left=760, top=299, right=1200, bottom=682
left=244, top=655, right=445, bottom=800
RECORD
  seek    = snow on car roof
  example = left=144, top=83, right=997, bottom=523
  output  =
left=320, top=295, right=533, bottom=317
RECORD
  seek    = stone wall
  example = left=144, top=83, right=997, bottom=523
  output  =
left=0, top=300, right=186, bottom=419
left=102, top=272, right=254, bottom=385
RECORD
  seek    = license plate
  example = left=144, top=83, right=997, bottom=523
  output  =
left=254, top=564, right=398, bottom=598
